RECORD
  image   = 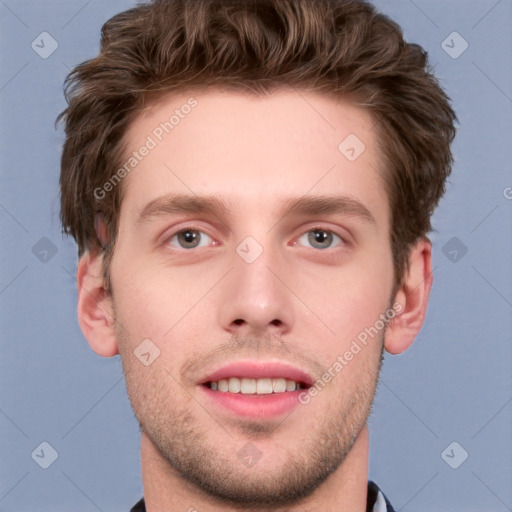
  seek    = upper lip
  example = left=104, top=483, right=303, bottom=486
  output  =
left=199, top=360, right=315, bottom=387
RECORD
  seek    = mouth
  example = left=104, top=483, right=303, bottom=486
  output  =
left=203, top=377, right=311, bottom=394
left=198, top=360, right=314, bottom=418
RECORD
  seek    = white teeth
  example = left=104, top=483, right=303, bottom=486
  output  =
left=286, top=379, right=297, bottom=391
left=241, top=378, right=256, bottom=394
left=228, top=377, right=241, bottom=393
left=208, top=377, right=301, bottom=394
left=272, top=378, right=287, bottom=393
left=256, top=378, right=273, bottom=394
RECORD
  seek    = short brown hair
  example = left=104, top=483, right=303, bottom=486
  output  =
left=58, top=0, right=456, bottom=292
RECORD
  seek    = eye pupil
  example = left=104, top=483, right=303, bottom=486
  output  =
left=308, top=229, right=333, bottom=249
left=178, top=230, right=200, bottom=248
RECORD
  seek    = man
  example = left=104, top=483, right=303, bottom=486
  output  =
left=58, top=0, right=456, bottom=510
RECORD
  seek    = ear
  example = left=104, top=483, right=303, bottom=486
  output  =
left=76, top=250, right=119, bottom=357
left=384, top=238, right=433, bottom=355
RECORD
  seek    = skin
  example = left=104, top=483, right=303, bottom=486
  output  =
left=77, top=89, right=432, bottom=512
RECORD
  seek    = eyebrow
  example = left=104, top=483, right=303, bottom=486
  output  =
left=279, top=194, right=376, bottom=224
left=136, top=193, right=376, bottom=226
left=136, top=194, right=232, bottom=225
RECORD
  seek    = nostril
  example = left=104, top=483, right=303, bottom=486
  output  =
left=270, top=319, right=282, bottom=326
left=233, top=319, right=244, bottom=326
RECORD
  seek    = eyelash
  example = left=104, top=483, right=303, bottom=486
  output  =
left=164, top=226, right=346, bottom=251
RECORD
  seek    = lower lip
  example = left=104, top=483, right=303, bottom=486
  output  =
left=200, top=385, right=306, bottom=419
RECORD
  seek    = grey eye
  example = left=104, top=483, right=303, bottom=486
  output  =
left=169, top=229, right=213, bottom=249
left=297, top=229, right=342, bottom=249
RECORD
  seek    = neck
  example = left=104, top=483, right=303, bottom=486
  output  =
left=140, top=423, right=370, bottom=512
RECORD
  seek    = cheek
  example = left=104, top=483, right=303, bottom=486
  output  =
left=111, top=261, right=214, bottom=366
left=111, top=265, right=166, bottom=350
left=296, top=258, right=393, bottom=341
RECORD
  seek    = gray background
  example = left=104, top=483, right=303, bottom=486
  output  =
left=1, top=0, right=511, bottom=511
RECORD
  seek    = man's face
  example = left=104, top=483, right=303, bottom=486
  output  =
left=109, top=89, right=395, bottom=506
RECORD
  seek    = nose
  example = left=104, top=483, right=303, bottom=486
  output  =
left=217, top=243, right=295, bottom=338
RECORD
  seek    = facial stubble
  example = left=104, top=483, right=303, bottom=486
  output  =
left=115, top=320, right=385, bottom=509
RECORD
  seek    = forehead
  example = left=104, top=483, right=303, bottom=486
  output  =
left=119, top=88, right=388, bottom=227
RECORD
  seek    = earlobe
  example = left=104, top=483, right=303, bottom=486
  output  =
left=384, top=238, right=433, bottom=355
left=77, top=250, right=119, bottom=357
